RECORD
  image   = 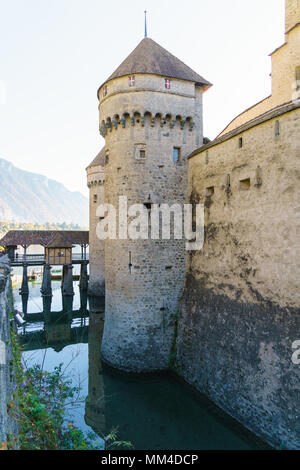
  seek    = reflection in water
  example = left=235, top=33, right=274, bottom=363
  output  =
left=85, top=312, right=105, bottom=437
left=18, top=285, right=89, bottom=353
left=86, top=313, right=268, bottom=451
left=14, top=281, right=268, bottom=450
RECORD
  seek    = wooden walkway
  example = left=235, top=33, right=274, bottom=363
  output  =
left=10, top=253, right=89, bottom=267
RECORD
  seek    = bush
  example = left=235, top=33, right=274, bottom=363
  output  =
left=8, top=328, right=132, bottom=450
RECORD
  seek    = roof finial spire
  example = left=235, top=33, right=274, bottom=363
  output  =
left=144, top=10, right=147, bottom=38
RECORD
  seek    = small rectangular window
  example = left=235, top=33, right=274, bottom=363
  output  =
left=129, top=76, right=135, bottom=87
left=134, top=144, right=146, bottom=161
left=105, top=152, right=109, bottom=164
left=240, top=178, right=251, bottom=190
left=238, top=137, right=243, bottom=148
left=173, top=147, right=181, bottom=163
left=93, top=194, right=98, bottom=203
left=206, top=186, right=214, bottom=196
left=165, top=78, right=171, bottom=89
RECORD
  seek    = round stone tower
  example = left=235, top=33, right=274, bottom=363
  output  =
left=86, top=148, right=105, bottom=296
left=98, top=37, right=211, bottom=372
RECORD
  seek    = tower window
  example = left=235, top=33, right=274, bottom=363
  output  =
left=238, top=137, right=243, bottom=148
left=274, top=120, right=280, bottom=138
left=105, top=151, right=109, bottom=165
left=165, top=78, right=171, bottom=89
left=140, top=149, right=146, bottom=159
left=129, top=76, right=135, bottom=87
left=206, top=186, right=214, bottom=197
left=103, top=86, right=107, bottom=97
left=93, top=194, right=98, bottom=203
left=296, top=66, right=300, bottom=91
left=173, top=147, right=181, bottom=163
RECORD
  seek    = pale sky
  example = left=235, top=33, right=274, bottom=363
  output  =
left=0, top=0, right=285, bottom=196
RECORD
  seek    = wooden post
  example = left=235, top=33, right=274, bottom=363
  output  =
left=79, top=261, right=88, bottom=292
left=42, top=295, right=52, bottom=314
left=19, top=263, right=29, bottom=295
left=62, top=264, right=74, bottom=296
left=41, top=264, right=52, bottom=297
left=21, top=294, right=29, bottom=315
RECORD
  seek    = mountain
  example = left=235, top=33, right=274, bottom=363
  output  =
left=0, top=158, right=88, bottom=227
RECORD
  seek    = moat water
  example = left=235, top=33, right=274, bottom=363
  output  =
left=13, top=280, right=268, bottom=450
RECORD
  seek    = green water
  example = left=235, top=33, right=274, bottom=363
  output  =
left=14, top=281, right=268, bottom=450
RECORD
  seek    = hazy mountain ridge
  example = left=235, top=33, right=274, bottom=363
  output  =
left=0, top=158, right=88, bottom=226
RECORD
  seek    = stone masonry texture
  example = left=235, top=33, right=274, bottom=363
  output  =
left=176, top=106, right=300, bottom=449
left=98, top=73, right=205, bottom=372
left=0, top=255, right=18, bottom=447
left=87, top=163, right=105, bottom=297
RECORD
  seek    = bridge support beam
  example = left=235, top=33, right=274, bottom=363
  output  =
left=19, top=263, right=29, bottom=295
left=42, top=295, right=52, bottom=313
left=21, top=294, right=29, bottom=315
left=62, top=294, right=74, bottom=314
left=62, top=264, right=74, bottom=296
left=61, top=265, right=67, bottom=289
left=41, top=264, right=52, bottom=297
left=79, top=261, right=88, bottom=292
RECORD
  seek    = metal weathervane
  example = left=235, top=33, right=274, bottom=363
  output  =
left=144, top=10, right=147, bottom=38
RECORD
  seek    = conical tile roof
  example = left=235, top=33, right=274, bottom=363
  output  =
left=100, top=38, right=211, bottom=90
left=87, top=147, right=105, bottom=169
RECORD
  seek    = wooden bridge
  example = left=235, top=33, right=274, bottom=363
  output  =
left=0, top=230, right=89, bottom=296
left=10, top=252, right=89, bottom=267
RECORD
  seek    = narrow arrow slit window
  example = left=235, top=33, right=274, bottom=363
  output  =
left=165, top=78, right=171, bottom=89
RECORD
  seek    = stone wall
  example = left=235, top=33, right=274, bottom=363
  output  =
left=0, top=255, right=17, bottom=447
left=271, top=24, right=300, bottom=108
left=87, top=164, right=105, bottom=296
left=176, top=104, right=300, bottom=449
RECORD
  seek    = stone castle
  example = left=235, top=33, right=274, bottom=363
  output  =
left=87, top=0, right=300, bottom=449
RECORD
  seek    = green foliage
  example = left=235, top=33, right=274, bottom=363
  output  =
left=0, top=221, right=87, bottom=238
left=6, top=284, right=132, bottom=451
left=7, top=360, right=103, bottom=450
left=8, top=328, right=132, bottom=450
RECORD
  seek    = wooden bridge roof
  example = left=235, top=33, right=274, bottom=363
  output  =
left=46, top=232, right=74, bottom=248
left=0, top=230, right=89, bottom=247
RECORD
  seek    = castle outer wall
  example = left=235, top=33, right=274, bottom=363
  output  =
left=176, top=102, right=300, bottom=449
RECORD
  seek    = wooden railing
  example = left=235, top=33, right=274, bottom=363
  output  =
left=12, top=253, right=89, bottom=263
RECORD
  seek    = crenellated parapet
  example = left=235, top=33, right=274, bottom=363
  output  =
left=87, top=177, right=105, bottom=189
left=99, top=111, right=195, bottom=137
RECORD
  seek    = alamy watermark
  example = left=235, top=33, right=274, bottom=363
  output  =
left=96, top=196, right=204, bottom=251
